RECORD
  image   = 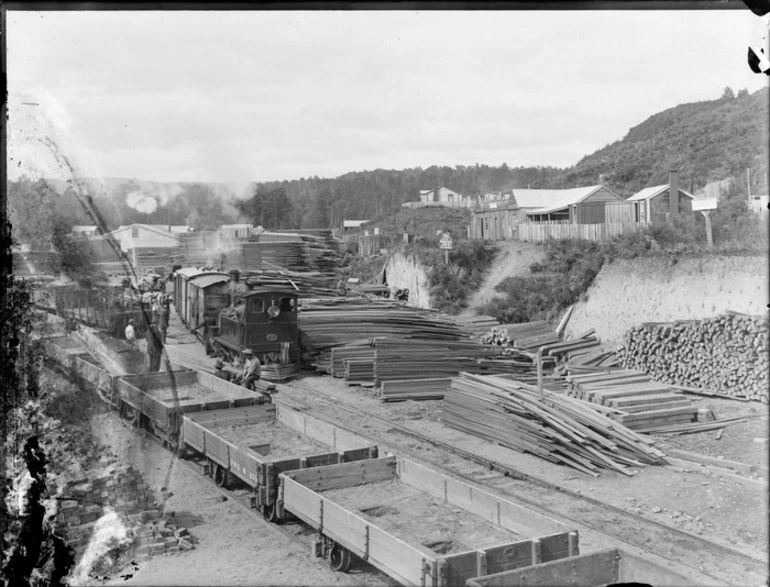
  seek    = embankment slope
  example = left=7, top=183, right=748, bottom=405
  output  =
left=566, top=255, right=768, bottom=346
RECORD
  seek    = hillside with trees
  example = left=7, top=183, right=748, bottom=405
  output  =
left=10, top=87, right=768, bottom=237
left=564, top=87, right=769, bottom=197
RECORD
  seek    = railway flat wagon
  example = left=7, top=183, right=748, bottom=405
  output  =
left=465, top=547, right=693, bottom=587
left=115, top=369, right=267, bottom=449
left=180, top=403, right=379, bottom=521
left=43, top=335, right=90, bottom=373
left=279, top=456, right=579, bottom=586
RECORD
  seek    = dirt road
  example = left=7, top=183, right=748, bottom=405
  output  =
left=461, top=241, right=545, bottom=316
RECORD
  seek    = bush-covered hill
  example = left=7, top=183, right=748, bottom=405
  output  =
left=19, top=87, right=768, bottom=235
left=564, top=87, right=769, bottom=198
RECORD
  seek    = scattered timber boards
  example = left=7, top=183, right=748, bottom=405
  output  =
left=281, top=457, right=577, bottom=587
left=466, top=547, right=692, bottom=587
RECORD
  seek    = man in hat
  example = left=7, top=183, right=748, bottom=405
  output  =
left=124, top=318, right=137, bottom=346
left=213, top=358, right=235, bottom=382
left=240, top=349, right=261, bottom=390
left=146, top=319, right=164, bottom=373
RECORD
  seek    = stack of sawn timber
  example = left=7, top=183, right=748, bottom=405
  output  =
left=242, top=269, right=344, bottom=297
left=566, top=369, right=698, bottom=432
left=617, top=312, right=769, bottom=402
left=372, top=338, right=535, bottom=387
left=506, top=321, right=560, bottom=351
left=299, top=299, right=468, bottom=354
left=379, top=378, right=451, bottom=401
left=443, top=372, right=667, bottom=476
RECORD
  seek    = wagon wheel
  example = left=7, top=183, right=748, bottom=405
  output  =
left=327, top=543, right=352, bottom=573
left=262, top=503, right=282, bottom=524
left=214, top=464, right=229, bottom=488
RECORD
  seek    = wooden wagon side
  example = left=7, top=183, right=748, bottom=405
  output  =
left=465, top=547, right=693, bottom=587
left=180, top=403, right=379, bottom=520
left=280, top=457, right=579, bottom=587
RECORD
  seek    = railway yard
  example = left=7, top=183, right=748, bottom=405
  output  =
left=35, top=297, right=768, bottom=587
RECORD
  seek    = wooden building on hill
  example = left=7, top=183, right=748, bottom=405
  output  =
left=627, top=172, right=694, bottom=224
left=469, top=185, right=624, bottom=240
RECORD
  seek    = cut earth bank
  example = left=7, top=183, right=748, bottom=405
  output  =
left=566, top=254, right=768, bottom=345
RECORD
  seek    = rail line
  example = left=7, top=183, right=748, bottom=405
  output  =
left=277, top=378, right=766, bottom=585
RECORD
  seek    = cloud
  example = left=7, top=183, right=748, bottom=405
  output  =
left=8, top=10, right=767, bottom=183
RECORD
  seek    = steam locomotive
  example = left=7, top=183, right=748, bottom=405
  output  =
left=173, top=268, right=300, bottom=380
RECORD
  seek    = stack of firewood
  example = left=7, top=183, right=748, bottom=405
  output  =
left=617, top=312, right=769, bottom=402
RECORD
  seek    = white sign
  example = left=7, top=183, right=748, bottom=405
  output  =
left=439, top=233, right=453, bottom=250
left=692, top=197, right=718, bottom=211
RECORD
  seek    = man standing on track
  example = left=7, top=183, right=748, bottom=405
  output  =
left=146, top=319, right=164, bottom=372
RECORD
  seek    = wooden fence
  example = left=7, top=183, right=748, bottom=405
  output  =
left=518, top=222, right=641, bottom=243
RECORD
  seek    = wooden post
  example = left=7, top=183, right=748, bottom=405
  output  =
left=701, top=210, right=713, bottom=247
left=444, top=249, right=449, bottom=265
left=536, top=347, right=544, bottom=399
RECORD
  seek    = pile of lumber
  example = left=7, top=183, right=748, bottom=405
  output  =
left=242, top=269, right=344, bottom=298
left=174, top=231, right=222, bottom=267
left=617, top=312, right=769, bottom=402
left=299, top=299, right=468, bottom=354
left=379, top=378, right=451, bottom=402
left=442, top=372, right=668, bottom=476
left=463, top=315, right=501, bottom=335
left=500, top=321, right=558, bottom=350
left=371, top=338, right=538, bottom=387
left=566, top=369, right=698, bottom=432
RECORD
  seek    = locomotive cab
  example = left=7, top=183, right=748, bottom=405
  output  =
left=213, top=286, right=300, bottom=381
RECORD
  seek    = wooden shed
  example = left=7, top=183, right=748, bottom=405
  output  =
left=470, top=197, right=518, bottom=240
left=520, top=185, right=625, bottom=224
left=627, top=182, right=695, bottom=224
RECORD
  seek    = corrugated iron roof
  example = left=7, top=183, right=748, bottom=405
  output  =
left=175, top=267, right=206, bottom=278
left=190, top=273, right=229, bottom=288
left=512, top=186, right=608, bottom=209
left=627, top=185, right=695, bottom=201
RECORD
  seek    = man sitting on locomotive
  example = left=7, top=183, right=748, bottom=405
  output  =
left=240, top=349, right=262, bottom=390
left=213, top=358, right=235, bottom=382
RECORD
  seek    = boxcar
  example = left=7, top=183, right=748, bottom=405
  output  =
left=187, top=273, right=230, bottom=335
left=279, top=456, right=579, bottom=586
left=174, top=268, right=227, bottom=328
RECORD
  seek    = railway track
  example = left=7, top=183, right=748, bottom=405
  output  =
left=277, top=378, right=767, bottom=585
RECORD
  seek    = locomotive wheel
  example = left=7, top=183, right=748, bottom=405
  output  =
left=214, top=464, right=229, bottom=488
left=327, top=543, right=352, bottom=572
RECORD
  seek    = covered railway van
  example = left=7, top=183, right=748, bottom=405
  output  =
left=174, top=268, right=228, bottom=332
left=213, top=285, right=301, bottom=380
left=187, top=273, right=230, bottom=335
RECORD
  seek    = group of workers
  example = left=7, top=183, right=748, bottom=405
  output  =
left=123, top=291, right=171, bottom=373
left=213, top=349, right=262, bottom=390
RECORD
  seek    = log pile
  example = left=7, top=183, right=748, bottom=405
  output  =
left=566, top=369, right=698, bottom=432
left=442, top=373, right=668, bottom=476
left=617, top=312, right=769, bottom=402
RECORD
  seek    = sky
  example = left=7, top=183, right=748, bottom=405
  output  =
left=7, top=8, right=769, bottom=184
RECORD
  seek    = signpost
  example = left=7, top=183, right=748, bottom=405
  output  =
left=692, top=198, right=718, bottom=247
left=439, top=232, right=453, bottom=264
